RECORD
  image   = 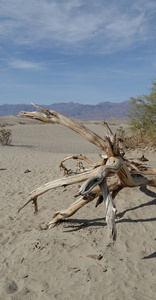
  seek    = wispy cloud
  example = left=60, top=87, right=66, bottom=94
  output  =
left=8, top=59, right=44, bottom=70
left=0, top=0, right=156, bottom=54
left=110, top=68, right=147, bottom=77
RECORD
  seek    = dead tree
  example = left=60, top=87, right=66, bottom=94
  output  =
left=18, top=103, right=156, bottom=242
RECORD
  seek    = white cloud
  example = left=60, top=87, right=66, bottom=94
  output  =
left=9, top=59, right=44, bottom=70
left=0, top=0, right=156, bottom=53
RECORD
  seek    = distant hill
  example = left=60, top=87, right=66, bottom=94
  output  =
left=0, top=101, right=130, bottom=120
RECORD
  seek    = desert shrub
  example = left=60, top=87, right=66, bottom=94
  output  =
left=128, top=79, right=156, bottom=142
left=0, top=126, right=12, bottom=145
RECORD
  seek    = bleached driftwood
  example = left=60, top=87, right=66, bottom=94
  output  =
left=59, top=154, right=106, bottom=175
left=18, top=103, right=156, bottom=242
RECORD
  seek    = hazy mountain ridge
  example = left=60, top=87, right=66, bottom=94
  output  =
left=0, top=101, right=130, bottom=120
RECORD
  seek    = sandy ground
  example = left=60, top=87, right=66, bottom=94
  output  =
left=0, top=116, right=156, bottom=300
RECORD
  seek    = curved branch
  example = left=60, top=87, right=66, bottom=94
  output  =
left=48, top=190, right=100, bottom=228
left=20, top=103, right=113, bottom=156
left=77, top=157, right=125, bottom=195
left=18, top=166, right=105, bottom=213
left=59, top=154, right=105, bottom=175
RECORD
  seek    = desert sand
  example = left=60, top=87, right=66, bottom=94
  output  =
left=0, top=116, right=156, bottom=300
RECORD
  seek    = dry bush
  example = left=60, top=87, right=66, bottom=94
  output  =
left=0, top=126, right=12, bottom=146
left=116, top=125, right=156, bottom=149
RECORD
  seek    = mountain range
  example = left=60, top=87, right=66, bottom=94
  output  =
left=0, top=101, right=130, bottom=120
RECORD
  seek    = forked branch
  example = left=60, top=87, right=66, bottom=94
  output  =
left=59, top=154, right=106, bottom=175
left=20, top=103, right=114, bottom=157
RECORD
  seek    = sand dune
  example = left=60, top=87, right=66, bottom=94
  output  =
left=0, top=119, right=156, bottom=300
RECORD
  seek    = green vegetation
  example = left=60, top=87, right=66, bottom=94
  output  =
left=0, top=126, right=12, bottom=146
left=128, top=80, right=156, bottom=143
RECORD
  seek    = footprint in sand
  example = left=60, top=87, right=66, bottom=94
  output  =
left=4, top=280, right=18, bottom=294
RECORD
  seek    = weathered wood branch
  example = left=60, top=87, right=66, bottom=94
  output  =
left=18, top=157, right=123, bottom=212
left=20, top=103, right=114, bottom=157
left=100, top=180, right=117, bottom=241
left=102, top=121, right=120, bottom=156
left=102, top=121, right=115, bottom=144
left=18, top=157, right=122, bottom=213
left=18, top=104, right=156, bottom=243
left=77, top=157, right=122, bottom=195
left=48, top=189, right=101, bottom=228
left=74, top=157, right=119, bottom=241
left=59, top=154, right=105, bottom=175
left=18, top=166, right=104, bottom=213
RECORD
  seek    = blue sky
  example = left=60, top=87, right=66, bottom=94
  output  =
left=0, top=0, right=156, bottom=105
